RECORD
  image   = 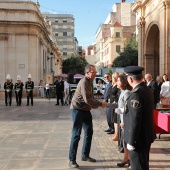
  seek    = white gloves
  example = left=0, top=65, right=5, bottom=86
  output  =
left=127, top=143, right=135, bottom=151
left=115, top=107, right=124, bottom=114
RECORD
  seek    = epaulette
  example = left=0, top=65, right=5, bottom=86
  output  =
left=131, top=88, right=139, bottom=93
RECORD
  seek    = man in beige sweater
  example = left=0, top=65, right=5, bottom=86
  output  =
left=69, top=64, right=108, bottom=168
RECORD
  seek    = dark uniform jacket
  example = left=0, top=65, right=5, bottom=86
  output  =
left=124, top=82, right=156, bottom=148
left=4, top=82, right=13, bottom=91
left=25, top=81, right=34, bottom=91
left=14, top=82, right=24, bottom=92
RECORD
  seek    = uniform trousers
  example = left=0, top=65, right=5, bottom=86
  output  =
left=69, top=109, right=93, bottom=161
left=15, top=91, right=22, bottom=105
left=129, top=144, right=151, bottom=170
left=5, top=91, right=12, bottom=105
left=27, top=91, right=33, bottom=105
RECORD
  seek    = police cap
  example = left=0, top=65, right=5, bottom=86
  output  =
left=124, top=66, right=144, bottom=76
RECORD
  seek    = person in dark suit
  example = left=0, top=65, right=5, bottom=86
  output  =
left=124, top=66, right=156, bottom=170
left=103, top=73, right=114, bottom=134
left=54, top=76, right=64, bottom=105
left=145, top=73, right=158, bottom=109
left=156, top=75, right=163, bottom=103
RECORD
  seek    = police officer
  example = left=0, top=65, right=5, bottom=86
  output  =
left=123, top=66, right=156, bottom=170
left=14, top=75, right=24, bottom=106
left=25, top=74, right=34, bottom=106
left=4, top=74, right=13, bottom=106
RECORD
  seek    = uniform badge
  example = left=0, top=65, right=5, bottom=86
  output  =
left=131, top=100, right=139, bottom=108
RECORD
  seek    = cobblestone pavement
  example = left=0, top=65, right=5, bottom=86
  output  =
left=0, top=98, right=169, bottom=170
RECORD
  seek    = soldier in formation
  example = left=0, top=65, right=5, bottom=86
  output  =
left=14, top=75, right=24, bottom=106
left=4, top=74, right=13, bottom=106
left=25, top=74, right=34, bottom=106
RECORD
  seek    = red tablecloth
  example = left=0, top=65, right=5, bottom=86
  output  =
left=153, top=110, right=170, bottom=134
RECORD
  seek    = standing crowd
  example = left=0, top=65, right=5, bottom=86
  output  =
left=3, top=74, right=70, bottom=107
left=4, top=73, right=34, bottom=106
left=68, top=64, right=170, bottom=170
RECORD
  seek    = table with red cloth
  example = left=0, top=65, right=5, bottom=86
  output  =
left=153, top=109, right=170, bottom=138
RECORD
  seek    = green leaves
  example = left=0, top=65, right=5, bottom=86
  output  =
left=113, top=36, right=138, bottom=67
left=62, top=55, right=88, bottom=74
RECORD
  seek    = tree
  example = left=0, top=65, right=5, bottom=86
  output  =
left=113, top=36, right=138, bottom=67
left=62, top=55, right=88, bottom=74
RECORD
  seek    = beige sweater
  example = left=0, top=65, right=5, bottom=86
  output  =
left=70, top=76, right=102, bottom=110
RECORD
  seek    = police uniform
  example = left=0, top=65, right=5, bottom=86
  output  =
left=14, top=75, right=24, bottom=106
left=25, top=74, right=34, bottom=106
left=4, top=74, right=13, bottom=106
left=123, top=66, right=156, bottom=170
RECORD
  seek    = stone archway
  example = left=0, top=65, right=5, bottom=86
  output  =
left=144, top=24, right=160, bottom=79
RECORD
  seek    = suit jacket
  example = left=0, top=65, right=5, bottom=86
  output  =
left=157, top=82, right=162, bottom=101
left=55, top=80, right=64, bottom=94
left=147, top=80, right=159, bottom=104
left=108, top=84, right=120, bottom=103
left=103, top=81, right=112, bottom=102
left=124, top=82, right=156, bottom=148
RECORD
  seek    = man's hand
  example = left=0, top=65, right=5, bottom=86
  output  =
left=127, top=143, right=135, bottom=151
left=101, top=102, right=108, bottom=108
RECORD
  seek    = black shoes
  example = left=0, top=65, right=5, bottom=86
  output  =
left=107, top=130, right=114, bottom=134
left=81, top=156, right=96, bottom=162
left=69, top=157, right=96, bottom=168
left=55, top=104, right=59, bottom=105
left=69, top=161, right=79, bottom=168
left=117, top=160, right=130, bottom=167
left=104, top=129, right=111, bottom=132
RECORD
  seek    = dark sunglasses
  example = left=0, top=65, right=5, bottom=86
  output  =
left=104, top=76, right=109, bottom=78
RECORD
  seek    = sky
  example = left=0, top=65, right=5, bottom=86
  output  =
left=33, top=0, right=134, bottom=49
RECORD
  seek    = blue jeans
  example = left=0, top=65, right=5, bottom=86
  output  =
left=69, top=109, right=93, bottom=161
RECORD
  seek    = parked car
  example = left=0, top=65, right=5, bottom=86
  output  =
left=69, top=76, right=107, bottom=101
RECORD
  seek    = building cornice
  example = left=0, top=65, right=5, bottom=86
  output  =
left=132, top=0, right=150, bottom=12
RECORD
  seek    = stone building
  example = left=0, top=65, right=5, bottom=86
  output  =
left=0, top=0, right=62, bottom=91
left=132, top=0, right=170, bottom=78
left=95, top=1, right=136, bottom=71
left=42, top=13, right=76, bottom=60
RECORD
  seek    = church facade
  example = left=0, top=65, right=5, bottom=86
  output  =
left=133, top=0, right=170, bottom=78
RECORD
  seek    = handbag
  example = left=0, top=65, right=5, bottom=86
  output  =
left=160, top=97, right=170, bottom=105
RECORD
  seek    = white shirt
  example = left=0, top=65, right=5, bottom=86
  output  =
left=45, top=84, right=49, bottom=90
left=160, top=81, right=170, bottom=97
left=64, top=81, right=69, bottom=90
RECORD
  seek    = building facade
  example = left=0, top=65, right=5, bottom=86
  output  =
left=132, top=0, right=170, bottom=78
left=95, top=1, right=136, bottom=72
left=42, top=13, right=76, bottom=59
left=0, top=0, right=62, bottom=91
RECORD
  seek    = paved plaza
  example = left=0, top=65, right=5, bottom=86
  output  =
left=0, top=98, right=169, bottom=170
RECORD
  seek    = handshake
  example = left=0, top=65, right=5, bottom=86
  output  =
left=101, top=102, right=108, bottom=108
